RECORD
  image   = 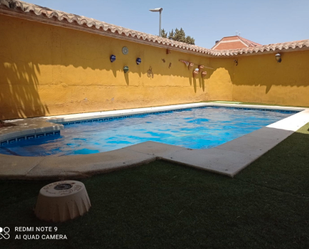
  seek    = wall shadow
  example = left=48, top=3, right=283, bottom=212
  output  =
left=0, top=62, right=49, bottom=120
left=0, top=15, right=229, bottom=121
left=199, top=77, right=205, bottom=91
left=2, top=8, right=309, bottom=121
left=124, top=71, right=130, bottom=85
left=236, top=124, right=309, bottom=195
left=192, top=77, right=197, bottom=93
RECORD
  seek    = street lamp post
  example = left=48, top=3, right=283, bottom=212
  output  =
left=149, top=8, right=163, bottom=37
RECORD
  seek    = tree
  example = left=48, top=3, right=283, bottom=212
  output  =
left=168, top=29, right=174, bottom=40
left=173, top=28, right=186, bottom=43
left=185, top=36, right=195, bottom=45
left=162, top=28, right=195, bottom=45
left=161, top=29, right=168, bottom=38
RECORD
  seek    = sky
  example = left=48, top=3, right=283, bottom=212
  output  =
left=26, top=0, right=309, bottom=49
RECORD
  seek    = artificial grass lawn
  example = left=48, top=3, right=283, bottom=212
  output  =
left=1, top=123, right=309, bottom=249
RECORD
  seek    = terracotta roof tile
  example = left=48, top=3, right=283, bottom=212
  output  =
left=212, top=36, right=262, bottom=50
left=1, top=0, right=309, bottom=57
left=238, top=36, right=262, bottom=47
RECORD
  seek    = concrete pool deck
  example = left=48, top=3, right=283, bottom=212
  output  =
left=0, top=102, right=309, bottom=179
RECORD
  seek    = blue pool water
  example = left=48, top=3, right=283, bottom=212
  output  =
left=0, top=107, right=296, bottom=157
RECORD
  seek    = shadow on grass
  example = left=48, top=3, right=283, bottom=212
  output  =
left=1, top=123, right=309, bottom=249
left=236, top=123, right=309, bottom=196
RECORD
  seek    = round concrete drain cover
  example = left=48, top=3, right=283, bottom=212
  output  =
left=35, top=180, right=91, bottom=222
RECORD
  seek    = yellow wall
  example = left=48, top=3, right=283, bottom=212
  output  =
left=232, top=51, right=309, bottom=106
left=1, top=14, right=309, bottom=120
left=0, top=15, right=215, bottom=120
left=206, top=58, right=234, bottom=101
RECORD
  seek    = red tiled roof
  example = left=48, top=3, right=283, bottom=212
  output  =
left=212, top=36, right=262, bottom=50
left=238, top=36, right=262, bottom=47
left=1, top=0, right=309, bottom=57
left=211, top=39, right=309, bottom=56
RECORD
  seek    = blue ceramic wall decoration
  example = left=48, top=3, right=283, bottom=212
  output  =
left=136, top=58, right=142, bottom=65
left=110, top=54, right=116, bottom=63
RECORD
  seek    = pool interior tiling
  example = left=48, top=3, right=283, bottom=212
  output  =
left=0, top=102, right=308, bottom=179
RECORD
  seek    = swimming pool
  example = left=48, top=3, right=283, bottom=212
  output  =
left=0, top=106, right=297, bottom=157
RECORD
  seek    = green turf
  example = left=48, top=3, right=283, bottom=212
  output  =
left=1, top=123, right=309, bottom=249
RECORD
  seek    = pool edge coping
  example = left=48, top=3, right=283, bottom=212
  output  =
left=0, top=102, right=308, bottom=180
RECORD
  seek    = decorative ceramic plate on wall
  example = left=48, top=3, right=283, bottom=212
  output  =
left=122, top=46, right=128, bottom=55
